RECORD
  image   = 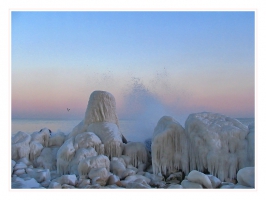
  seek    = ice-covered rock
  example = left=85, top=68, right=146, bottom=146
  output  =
left=29, top=141, right=43, bottom=161
left=167, top=184, right=183, bottom=189
left=69, top=147, right=98, bottom=175
left=13, top=162, right=27, bottom=171
left=36, top=147, right=59, bottom=170
left=31, top=128, right=50, bottom=147
left=12, top=131, right=31, bottom=161
left=181, top=180, right=203, bottom=189
left=152, top=116, right=188, bottom=176
left=48, top=131, right=66, bottom=147
left=26, top=168, right=51, bottom=183
left=187, top=170, right=212, bottom=188
left=67, top=91, right=125, bottom=159
left=207, top=174, right=222, bottom=188
left=87, top=122, right=123, bottom=158
left=185, top=112, right=249, bottom=181
left=122, top=142, right=148, bottom=169
left=110, top=158, right=126, bottom=179
left=246, top=123, right=255, bottom=167
left=237, top=167, right=255, bottom=188
left=106, top=174, right=120, bottom=186
left=12, top=176, right=41, bottom=189
left=55, top=174, right=77, bottom=186
left=73, top=131, right=104, bottom=155
left=78, top=155, right=110, bottom=178
left=89, top=167, right=110, bottom=186
left=125, top=178, right=151, bottom=189
left=57, top=137, right=75, bottom=175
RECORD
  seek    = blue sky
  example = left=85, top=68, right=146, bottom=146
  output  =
left=11, top=11, right=255, bottom=121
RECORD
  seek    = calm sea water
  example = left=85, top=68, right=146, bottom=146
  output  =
left=11, top=118, right=254, bottom=143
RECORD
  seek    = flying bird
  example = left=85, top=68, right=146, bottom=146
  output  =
left=67, top=108, right=70, bottom=112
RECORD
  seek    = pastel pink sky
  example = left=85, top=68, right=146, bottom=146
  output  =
left=11, top=11, right=254, bottom=121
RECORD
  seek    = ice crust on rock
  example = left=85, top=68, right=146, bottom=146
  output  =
left=66, top=90, right=125, bottom=159
left=152, top=116, right=188, bottom=176
left=36, top=147, right=59, bottom=170
left=78, top=155, right=110, bottom=178
left=87, top=122, right=123, bottom=158
left=187, top=170, right=212, bottom=188
left=122, top=142, right=148, bottom=169
left=12, top=131, right=31, bottom=161
left=31, top=128, right=50, bottom=147
left=185, top=112, right=250, bottom=181
left=237, top=167, right=254, bottom=188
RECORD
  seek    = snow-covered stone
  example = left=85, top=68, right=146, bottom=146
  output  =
left=152, top=116, right=188, bottom=176
left=106, top=174, right=120, bottom=186
left=237, top=167, right=254, bottom=188
left=26, top=168, right=51, bottom=183
left=12, top=131, right=31, bottom=161
left=187, top=170, right=212, bottom=188
left=185, top=112, right=249, bottom=181
left=13, top=162, right=27, bottom=171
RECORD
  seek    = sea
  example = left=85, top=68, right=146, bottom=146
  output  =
left=11, top=117, right=255, bottom=143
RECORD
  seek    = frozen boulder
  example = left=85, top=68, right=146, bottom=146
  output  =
left=73, top=131, right=104, bottom=155
left=185, top=112, right=249, bottom=181
left=122, top=142, right=148, bottom=169
left=207, top=174, right=222, bottom=188
left=237, top=167, right=254, bottom=188
left=89, top=167, right=110, bottom=186
left=87, top=122, right=123, bottom=158
left=26, top=168, right=51, bottom=183
left=152, top=116, right=189, bottom=176
left=55, top=174, right=77, bottom=186
left=246, top=123, right=255, bottom=167
left=36, top=147, right=59, bottom=170
left=84, top=90, right=119, bottom=126
left=106, top=174, right=120, bottom=186
left=48, top=131, right=66, bottom=147
left=187, top=170, right=212, bottom=188
left=29, top=141, right=43, bottom=161
left=69, top=147, right=98, bottom=175
left=12, top=131, right=31, bottom=161
left=12, top=176, right=41, bottom=189
left=181, top=180, right=203, bottom=189
left=110, top=158, right=126, bottom=179
left=31, top=128, right=51, bottom=147
left=56, top=137, right=75, bottom=175
left=78, top=155, right=110, bottom=178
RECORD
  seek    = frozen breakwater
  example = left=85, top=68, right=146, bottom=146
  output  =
left=11, top=90, right=255, bottom=189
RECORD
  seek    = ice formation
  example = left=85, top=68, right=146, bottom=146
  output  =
left=68, top=147, right=98, bottom=175
left=12, top=131, right=31, bottom=161
left=246, top=123, right=255, bottom=167
left=31, top=128, right=50, bottom=147
left=36, top=147, right=59, bottom=170
left=122, top=142, right=149, bottom=168
left=78, top=155, right=110, bottom=178
left=67, top=90, right=125, bottom=158
left=73, top=131, right=104, bottom=155
left=152, top=116, right=189, bottom=176
left=185, top=112, right=250, bottom=181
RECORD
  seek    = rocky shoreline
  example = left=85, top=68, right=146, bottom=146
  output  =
left=11, top=91, right=255, bottom=189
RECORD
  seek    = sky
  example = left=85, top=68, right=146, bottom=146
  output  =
left=11, top=11, right=255, bottom=122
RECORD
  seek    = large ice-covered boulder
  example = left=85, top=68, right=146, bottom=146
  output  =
left=151, top=116, right=189, bottom=176
left=12, top=131, right=31, bottom=161
left=185, top=112, right=250, bottom=181
left=66, top=91, right=125, bottom=159
left=122, top=142, right=149, bottom=170
left=31, top=128, right=51, bottom=147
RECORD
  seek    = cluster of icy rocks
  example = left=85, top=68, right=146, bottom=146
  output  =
left=11, top=90, right=255, bottom=189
